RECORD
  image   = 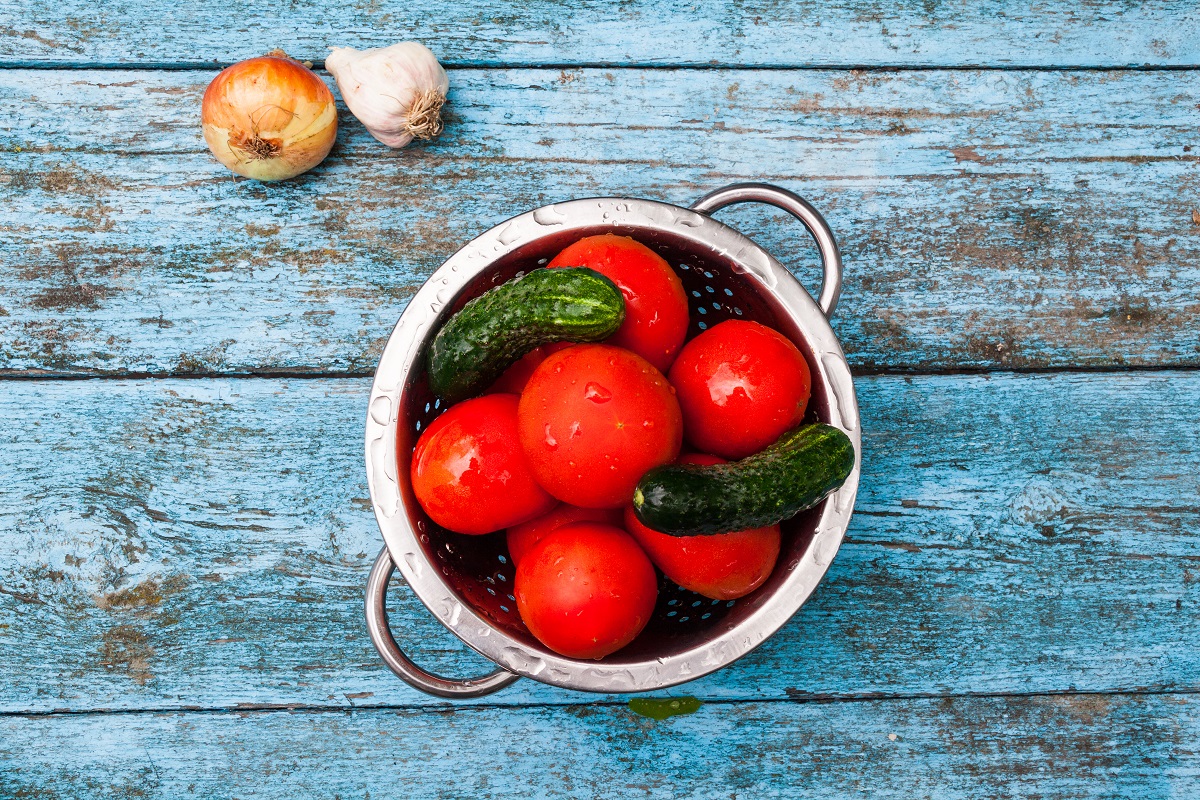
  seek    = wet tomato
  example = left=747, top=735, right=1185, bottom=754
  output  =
left=487, top=346, right=551, bottom=394
left=506, top=503, right=624, bottom=566
left=514, top=522, right=658, bottom=659
left=518, top=344, right=683, bottom=508
left=548, top=234, right=689, bottom=373
left=623, top=453, right=781, bottom=600
left=667, top=319, right=811, bottom=459
left=487, top=342, right=575, bottom=395
left=410, top=393, right=556, bottom=534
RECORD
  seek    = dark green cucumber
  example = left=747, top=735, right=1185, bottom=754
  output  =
left=426, top=268, right=624, bottom=403
left=632, top=423, right=855, bottom=535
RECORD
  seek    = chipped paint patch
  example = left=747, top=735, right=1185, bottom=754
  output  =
left=95, top=575, right=188, bottom=613
left=99, top=624, right=156, bottom=685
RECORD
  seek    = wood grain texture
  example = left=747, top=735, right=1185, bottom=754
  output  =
left=2, top=68, right=1199, bottom=376
left=1, top=1, right=1198, bottom=68
left=2, top=694, right=1198, bottom=799
left=4, top=4, right=1196, bottom=794
left=1, top=372, right=1196, bottom=712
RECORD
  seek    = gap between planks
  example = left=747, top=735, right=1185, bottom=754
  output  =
left=4, top=686, right=1200, bottom=719
left=3, top=61, right=1200, bottom=73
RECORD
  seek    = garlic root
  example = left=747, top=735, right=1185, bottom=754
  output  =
left=405, top=89, right=446, bottom=140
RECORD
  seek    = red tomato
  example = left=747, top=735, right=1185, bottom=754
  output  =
left=506, top=503, right=624, bottom=566
left=548, top=234, right=689, bottom=373
left=411, top=393, right=556, bottom=535
left=624, top=453, right=781, bottom=600
left=667, top=319, right=812, bottom=459
left=515, top=522, right=658, bottom=659
left=487, top=346, right=550, bottom=394
left=487, top=343, right=575, bottom=395
left=518, top=344, right=683, bottom=508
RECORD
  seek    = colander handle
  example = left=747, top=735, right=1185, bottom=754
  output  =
left=366, top=547, right=520, bottom=698
left=690, top=183, right=843, bottom=317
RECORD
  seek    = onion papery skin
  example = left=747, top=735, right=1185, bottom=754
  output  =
left=202, top=55, right=337, bottom=181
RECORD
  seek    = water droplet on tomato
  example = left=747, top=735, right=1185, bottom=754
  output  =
left=544, top=424, right=557, bottom=449
left=584, top=382, right=612, bottom=403
left=643, top=420, right=653, bottom=429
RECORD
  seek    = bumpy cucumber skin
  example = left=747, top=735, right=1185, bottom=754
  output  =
left=632, top=423, right=855, bottom=535
left=426, top=268, right=625, bottom=404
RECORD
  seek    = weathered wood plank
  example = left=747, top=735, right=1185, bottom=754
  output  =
left=2, top=68, right=1198, bottom=375
left=1, top=1, right=1198, bottom=68
left=2, top=694, right=1198, bottom=799
left=1, top=372, right=1196, bottom=712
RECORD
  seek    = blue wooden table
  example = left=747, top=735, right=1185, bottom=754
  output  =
left=2, top=2, right=1199, bottom=797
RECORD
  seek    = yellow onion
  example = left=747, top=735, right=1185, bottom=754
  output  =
left=202, top=52, right=337, bottom=181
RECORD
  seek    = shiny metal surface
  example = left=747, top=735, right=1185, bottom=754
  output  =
left=689, top=182, right=844, bottom=317
left=364, top=184, right=861, bottom=695
left=366, top=546, right=519, bottom=698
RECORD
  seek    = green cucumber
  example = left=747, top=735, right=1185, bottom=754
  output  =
left=632, top=423, right=855, bottom=535
left=426, top=267, right=625, bottom=403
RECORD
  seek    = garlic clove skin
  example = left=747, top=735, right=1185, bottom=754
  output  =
left=326, top=42, right=450, bottom=149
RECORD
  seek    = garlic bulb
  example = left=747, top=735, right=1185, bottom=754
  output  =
left=326, top=42, right=449, bottom=149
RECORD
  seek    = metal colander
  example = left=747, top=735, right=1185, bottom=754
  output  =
left=364, top=183, right=861, bottom=697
